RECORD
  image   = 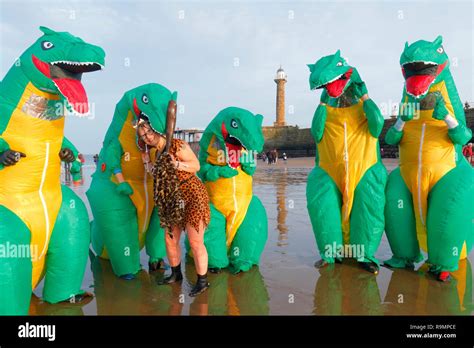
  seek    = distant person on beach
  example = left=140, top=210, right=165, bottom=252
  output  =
left=137, top=119, right=211, bottom=297
left=282, top=152, right=287, bottom=161
left=463, top=143, right=473, bottom=164
left=93, top=154, right=99, bottom=165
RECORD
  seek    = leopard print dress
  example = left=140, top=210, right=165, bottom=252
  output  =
left=155, top=139, right=210, bottom=232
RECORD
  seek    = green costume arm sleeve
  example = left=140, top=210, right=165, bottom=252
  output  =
left=104, top=139, right=124, bottom=174
left=448, top=123, right=473, bottom=145
left=61, top=136, right=79, bottom=158
left=363, top=98, right=384, bottom=137
left=385, top=124, right=404, bottom=145
left=199, top=162, right=238, bottom=182
left=0, top=137, right=11, bottom=171
left=240, top=151, right=257, bottom=176
left=311, top=103, right=327, bottom=143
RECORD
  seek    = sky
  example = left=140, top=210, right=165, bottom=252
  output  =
left=1, top=0, right=473, bottom=154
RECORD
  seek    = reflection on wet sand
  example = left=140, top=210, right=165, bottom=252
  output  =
left=29, top=293, right=93, bottom=316
left=313, top=260, right=383, bottom=315
left=276, top=168, right=288, bottom=247
left=29, top=157, right=472, bottom=315
left=87, top=251, right=269, bottom=315
left=384, top=260, right=473, bottom=315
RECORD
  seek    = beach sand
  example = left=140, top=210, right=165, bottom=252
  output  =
left=30, top=157, right=473, bottom=315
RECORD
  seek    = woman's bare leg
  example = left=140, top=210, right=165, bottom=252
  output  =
left=165, top=226, right=182, bottom=267
left=158, top=226, right=183, bottom=285
left=187, top=220, right=210, bottom=297
left=187, top=221, right=208, bottom=275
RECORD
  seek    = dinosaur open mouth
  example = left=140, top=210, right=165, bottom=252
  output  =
left=402, top=61, right=446, bottom=97
left=320, top=68, right=353, bottom=98
left=32, top=55, right=103, bottom=114
left=221, top=122, right=246, bottom=169
left=133, top=98, right=163, bottom=150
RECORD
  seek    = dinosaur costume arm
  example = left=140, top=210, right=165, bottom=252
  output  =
left=61, top=136, right=83, bottom=181
left=0, top=138, right=10, bottom=170
left=198, top=161, right=238, bottom=182
left=103, top=138, right=124, bottom=175
left=61, top=136, right=79, bottom=158
left=363, top=98, right=384, bottom=138
left=385, top=92, right=411, bottom=145
left=432, top=94, right=473, bottom=145
left=311, top=102, right=327, bottom=143
left=448, top=123, right=472, bottom=145
left=351, top=70, right=384, bottom=138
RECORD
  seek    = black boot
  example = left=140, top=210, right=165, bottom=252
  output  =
left=189, top=273, right=210, bottom=297
left=157, top=264, right=183, bottom=285
left=149, top=260, right=162, bottom=273
left=359, top=261, right=379, bottom=274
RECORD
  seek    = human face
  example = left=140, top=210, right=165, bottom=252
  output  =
left=138, top=124, right=160, bottom=147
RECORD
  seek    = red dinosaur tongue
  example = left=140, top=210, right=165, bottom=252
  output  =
left=221, top=122, right=241, bottom=169
left=325, top=68, right=353, bottom=98
left=53, top=78, right=89, bottom=114
left=225, top=142, right=242, bottom=169
left=405, top=75, right=436, bottom=97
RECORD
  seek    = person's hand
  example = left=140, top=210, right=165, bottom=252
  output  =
left=116, top=182, right=134, bottom=195
left=219, top=166, right=238, bottom=178
left=0, top=149, right=26, bottom=166
left=59, top=148, right=75, bottom=162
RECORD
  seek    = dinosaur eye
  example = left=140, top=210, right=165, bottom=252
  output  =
left=437, top=47, right=444, bottom=54
left=41, top=41, right=54, bottom=50
left=336, top=61, right=343, bottom=66
left=142, top=94, right=149, bottom=104
left=231, top=119, right=238, bottom=129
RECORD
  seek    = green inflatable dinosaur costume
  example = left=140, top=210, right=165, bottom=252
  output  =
left=194, top=107, right=268, bottom=274
left=0, top=26, right=105, bottom=314
left=86, top=83, right=176, bottom=279
left=306, top=50, right=387, bottom=273
left=384, top=36, right=473, bottom=281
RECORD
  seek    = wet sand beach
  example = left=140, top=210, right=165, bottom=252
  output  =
left=31, top=157, right=473, bottom=315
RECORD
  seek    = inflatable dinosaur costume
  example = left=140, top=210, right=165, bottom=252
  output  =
left=87, top=84, right=176, bottom=278
left=0, top=26, right=105, bottom=314
left=306, top=50, right=387, bottom=273
left=384, top=36, right=473, bottom=281
left=196, top=107, right=268, bottom=273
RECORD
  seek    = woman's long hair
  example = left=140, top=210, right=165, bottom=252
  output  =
left=152, top=150, right=185, bottom=232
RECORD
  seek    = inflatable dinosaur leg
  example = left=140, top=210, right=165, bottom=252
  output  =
left=145, top=207, right=166, bottom=264
left=42, top=186, right=90, bottom=303
left=0, top=205, right=32, bottom=315
left=426, top=162, right=473, bottom=272
left=349, top=163, right=387, bottom=265
left=384, top=167, right=423, bottom=268
left=306, top=166, right=343, bottom=263
left=87, top=180, right=140, bottom=277
left=186, top=203, right=229, bottom=270
left=229, top=196, right=268, bottom=274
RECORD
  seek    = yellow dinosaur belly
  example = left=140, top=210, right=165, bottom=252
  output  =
left=205, top=167, right=252, bottom=248
left=204, top=135, right=252, bottom=247
left=110, top=111, right=155, bottom=249
left=317, top=100, right=378, bottom=242
left=0, top=82, right=63, bottom=288
left=399, top=111, right=456, bottom=252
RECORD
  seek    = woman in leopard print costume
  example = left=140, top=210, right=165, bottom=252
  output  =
left=138, top=121, right=211, bottom=297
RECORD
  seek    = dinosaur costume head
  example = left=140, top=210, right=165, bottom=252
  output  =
left=208, top=107, right=264, bottom=168
left=126, top=83, right=177, bottom=150
left=400, top=35, right=449, bottom=98
left=307, top=50, right=354, bottom=98
left=18, top=26, right=105, bottom=114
